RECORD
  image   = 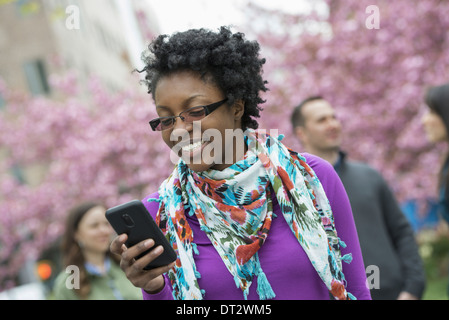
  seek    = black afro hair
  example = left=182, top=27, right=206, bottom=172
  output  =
left=139, top=26, right=268, bottom=130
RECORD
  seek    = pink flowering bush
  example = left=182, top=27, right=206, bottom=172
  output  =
left=247, top=0, right=449, bottom=204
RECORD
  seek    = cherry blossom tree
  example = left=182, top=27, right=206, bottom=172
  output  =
left=0, top=73, right=172, bottom=289
left=245, top=0, right=449, bottom=205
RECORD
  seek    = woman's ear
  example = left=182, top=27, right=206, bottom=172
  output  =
left=233, top=99, right=245, bottom=121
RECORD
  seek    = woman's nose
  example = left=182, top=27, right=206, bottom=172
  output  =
left=171, top=119, right=193, bottom=143
left=172, top=116, right=187, bottom=129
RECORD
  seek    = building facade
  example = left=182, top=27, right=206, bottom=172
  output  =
left=0, top=0, right=160, bottom=97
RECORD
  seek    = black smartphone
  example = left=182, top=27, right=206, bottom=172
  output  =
left=106, top=200, right=177, bottom=270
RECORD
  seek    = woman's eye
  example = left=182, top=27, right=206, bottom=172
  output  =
left=188, top=109, right=205, bottom=117
left=161, top=118, right=173, bottom=126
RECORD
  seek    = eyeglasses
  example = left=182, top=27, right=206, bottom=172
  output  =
left=149, top=98, right=228, bottom=131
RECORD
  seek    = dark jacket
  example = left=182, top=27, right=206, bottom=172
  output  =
left=334, top=151, right=426, bottom=299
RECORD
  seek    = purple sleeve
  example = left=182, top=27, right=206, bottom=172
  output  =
left=141, top=193, right=174, bottom=300
left=141, top=275, right=172, bottom=300
left=303, top=153, right=371, bottom=300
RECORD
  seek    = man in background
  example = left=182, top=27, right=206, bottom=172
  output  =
left=291, top=96, right=426, bottom=300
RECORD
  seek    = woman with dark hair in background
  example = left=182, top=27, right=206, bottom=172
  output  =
left=110, top=27, right=371, bottom=300
left=422, top=82, right=449, bottom=298
left=422, top=82, right=449, bottom=225
left=52, top=202, right=141, bottom=299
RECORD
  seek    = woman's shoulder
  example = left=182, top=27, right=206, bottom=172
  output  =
left=299, top=152, right=344, bottom=199
left=300, top=152, right=336, bottom=177
left=51, top=269, right=79, bottom=299
left=142, top=192, right=161, bottom=219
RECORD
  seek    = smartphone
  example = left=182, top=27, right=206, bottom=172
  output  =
left=106, top=200, right=177, bottom=270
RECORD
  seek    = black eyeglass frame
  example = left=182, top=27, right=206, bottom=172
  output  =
left=149, top=98, right=229, bottom=131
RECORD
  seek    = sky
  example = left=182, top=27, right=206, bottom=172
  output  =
left=147, top=0, right=321, bottom=34
left=117, top=0, right=326, bottom=71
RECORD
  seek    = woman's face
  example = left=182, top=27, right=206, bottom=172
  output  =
left=75, top=206, right=114, bottom=254
left=154, top=70, right=245, bottom=172
left=421, top=109, right=448, bottom=143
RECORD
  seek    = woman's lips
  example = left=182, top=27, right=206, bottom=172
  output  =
left=181, top=140, right=203, bottom=152
left=180, top=140, right=210, bottom=159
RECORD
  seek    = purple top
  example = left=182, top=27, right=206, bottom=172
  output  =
left=141, top=153, right=371, bottom=300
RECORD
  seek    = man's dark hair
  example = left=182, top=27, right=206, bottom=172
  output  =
left=290, top=95, right=324, bottom=129
left=138, top=26, right=268, bottom=130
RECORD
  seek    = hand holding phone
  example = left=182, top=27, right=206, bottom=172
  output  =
left=106, top=200, right=177, bottom=270
left=110, top=233, right=175, bottom=294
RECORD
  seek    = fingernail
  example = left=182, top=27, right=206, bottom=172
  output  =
left=154, top=245, right=163, bottom=254
left=144, top=239, right=154, bottom=247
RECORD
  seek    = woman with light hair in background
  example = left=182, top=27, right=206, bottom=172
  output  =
left=52, top=201, right=142, bottom=299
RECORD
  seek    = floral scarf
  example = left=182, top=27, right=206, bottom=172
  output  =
left=152, top=129, right=354, bottom=300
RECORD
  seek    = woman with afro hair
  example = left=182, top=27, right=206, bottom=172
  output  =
left=111, top=26, right=370, bottom=300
